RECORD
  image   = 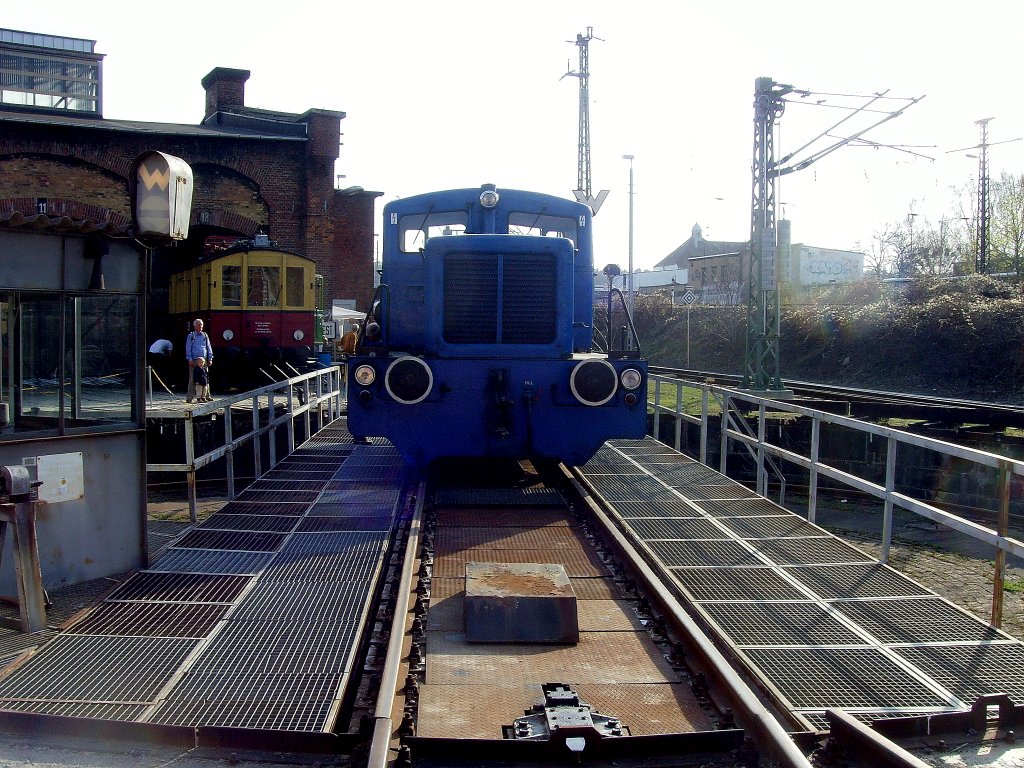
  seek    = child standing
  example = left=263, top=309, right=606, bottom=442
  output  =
left=192, top=357, right=211, bottom=402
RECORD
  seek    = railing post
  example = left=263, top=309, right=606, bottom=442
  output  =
left=184, top=411, right=197, bottom=523
left=993, top=459, right=1011, bottom=628
left=653, top=379, right=662, bottom=443
left=882, top=437, right=897, bottom=563
left=268, top=390, right=277, bottom=469
left=719, top=395, right=730, bottom=474
left=147, top=365, right=154, bottom=408
left=699, top=387, right=709, bottom=465
left=251, top=395, right=262, bottom=479
left=303, top=376, right=312, bottom=441
left=808, top=417, right=820, bottom=524
left=317, top=373, right=325, bottom=429
left=286, top=384, right=296, bottom=455
left=756, top=402, right=767, bottom=497
left=224, top=402, right=235, bottom=501
left=673, top=383, right=683, bottom=451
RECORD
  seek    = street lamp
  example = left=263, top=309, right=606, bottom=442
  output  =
left=622, top=154, right=635, bottom=318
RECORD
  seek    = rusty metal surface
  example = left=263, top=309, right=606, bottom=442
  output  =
left=435, top=508, right=573, bottom=527
left=433, top=548, right=605, bottom=578
left=416, top=682, right=712, bottom=739
left=424, top=629, right=679, bottom=686
left=435, top=525, right=585, bottom=554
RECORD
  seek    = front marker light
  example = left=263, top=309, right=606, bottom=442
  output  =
left=354, top=365, right=376, bottom=386
left=620, top=368, right=643, bottom=390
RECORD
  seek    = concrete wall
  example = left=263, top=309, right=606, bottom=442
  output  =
left=0, top=431, right=146, bottom=594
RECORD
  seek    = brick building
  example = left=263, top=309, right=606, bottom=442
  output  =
left=0, top=31, right=380, bottom=341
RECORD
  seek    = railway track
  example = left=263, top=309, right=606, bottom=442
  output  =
left=649, top=366, right=1024, bottom=429
left=360, top=457, right=929, bottom=768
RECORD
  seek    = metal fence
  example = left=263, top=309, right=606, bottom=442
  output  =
left=648, top=373, right=1024, bottom=628
left=146, top=366, right=346, bottom=522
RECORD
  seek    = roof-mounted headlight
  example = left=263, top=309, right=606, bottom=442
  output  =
left=480, top=187, right=500, bottom=208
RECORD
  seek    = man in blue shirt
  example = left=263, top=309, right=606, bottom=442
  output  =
left=185, top=318, right=214, bottom=403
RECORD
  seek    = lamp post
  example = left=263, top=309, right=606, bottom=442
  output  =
left=622, top=154, right=635, bottom=317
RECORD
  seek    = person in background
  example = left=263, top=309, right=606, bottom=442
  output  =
left=185, top=319, right=213, bottom=403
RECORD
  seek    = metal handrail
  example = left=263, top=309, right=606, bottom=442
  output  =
left=647, top=373, right=1024, bottom=627
left=146, top=365, right=346, bottom=522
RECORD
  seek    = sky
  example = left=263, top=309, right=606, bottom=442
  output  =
left=5, top=0, right=1024, bottom=272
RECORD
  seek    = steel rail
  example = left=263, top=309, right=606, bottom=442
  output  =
left=564, top=466, right=815, bottom=768
left=367, top=481, right=425, bottom=768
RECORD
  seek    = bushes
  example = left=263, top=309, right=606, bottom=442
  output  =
left=632, top=280, right=1024, bottom=401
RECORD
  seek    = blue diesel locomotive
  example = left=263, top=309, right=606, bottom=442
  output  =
left=346, top=184, right=646, bottom=467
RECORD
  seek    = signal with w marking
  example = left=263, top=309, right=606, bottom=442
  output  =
left=130, top=151, right=193, bottom=242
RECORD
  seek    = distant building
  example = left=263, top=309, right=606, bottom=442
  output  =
left=653, top=221, right=865, bottom=304
left=0, top=28, right=103, bottom=115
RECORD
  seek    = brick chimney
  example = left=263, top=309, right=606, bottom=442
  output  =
left=201, top=67, right=251, bottom=120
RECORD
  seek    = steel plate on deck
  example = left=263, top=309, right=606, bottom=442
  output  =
left=198, top=514, right=300, bottom=533
left=434, top=487, right=563, bottom=507
left=174, top=529, right=286, bottom=552
left=149, top=549, right=274, bottom=575
left=613, top=500, right=702, bottom=518
left=429, top=576, right=618, bottom=602
left=584, top=475, right=678, bottom=502
left=0, top=635, right=198, bottom=703
left=107, top=572, right=252, bottom=604
left=651, top=539, right=762, bottom=568
left=752, top=537, right=873, bottom=566
left=673, top=567, right=809, bottom=602
left=719, top=515, right=826, bottom=539
left=786, top=563, right=932, bottom=599
left=149, top=673, right=344, bottom=731
left=435, top=548, right=605, bottom=578
left=66, top=602, right=228, bottom=638
left=832, top=597, right=1006, bottom=644
left=216, top=501, right=309, bottom=516
left=625, top=517, right=729, bottom=540
left=700, top=602, right=867, bottom=646
left=895, top=643, right=1024, bottom=705
left=692, top=498, right=791, bottom=517
left=743, top=647, right=952, bottom=709
left=435, top=509, right=573, bottom=527
left=424, top=630, right=678, bottom=685
left=416, top=682, right=712, bottom=739
left=435, top=526, right=584, bottom=554
left=428, top=598, right=641, bottom=633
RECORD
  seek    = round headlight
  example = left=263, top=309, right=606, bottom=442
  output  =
left=354, top=364, right=376, bottom=386
left=480, top=188, right=500, bottom=208
left=385, top=356, right=433, bottom=404
left=570, top=359, right=618, bottom=406
left=293, top=329, right=305, bottom=341
left=222, top=329, right=234, bottom=341
left=620, top=368, right=643, bottom=390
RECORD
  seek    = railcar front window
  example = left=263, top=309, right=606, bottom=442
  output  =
left=285, top=266, right=305, bottom=308
left=400, top=212, right=468, bottom=252
left=222, top=265, right=242, bottom=307
left=508, top=212, right=577, bottom=247
left=248, top=266, right=281, bottom=307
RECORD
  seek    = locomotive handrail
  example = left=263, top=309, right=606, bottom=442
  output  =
left=604, top=287, right=643, bottom=359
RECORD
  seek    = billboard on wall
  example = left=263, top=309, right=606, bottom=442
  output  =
left=795, top=245, right=864, bottom=285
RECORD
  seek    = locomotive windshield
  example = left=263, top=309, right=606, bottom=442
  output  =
left=507, top=212, right=577, bottom=246
left=400, top=211, right=469, bottom=252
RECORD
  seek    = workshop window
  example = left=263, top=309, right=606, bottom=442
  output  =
left=1, top=292, right=139, bottom=437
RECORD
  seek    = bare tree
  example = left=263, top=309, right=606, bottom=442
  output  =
left=992, top=171, right=1024, bottom=275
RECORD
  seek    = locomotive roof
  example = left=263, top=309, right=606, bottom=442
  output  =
left=384, top=186, right=588, bottom=216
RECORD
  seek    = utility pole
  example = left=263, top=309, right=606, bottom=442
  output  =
left=742, top=77, right=790, bottom=392
left=563, top=27, right=609, bottom=214
left=623, top=154, right=635, bottom=316
left=976, top=118, right=992, bottom=274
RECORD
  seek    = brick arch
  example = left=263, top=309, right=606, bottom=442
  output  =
left=0, top=154, right=130, bottom=218
left=189, top=162, right=270, bottom=236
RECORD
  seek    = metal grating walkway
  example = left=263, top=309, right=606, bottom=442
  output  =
left=577, top=437, right=1024, bottom=730
left=0, top=420, right=407, bottom=737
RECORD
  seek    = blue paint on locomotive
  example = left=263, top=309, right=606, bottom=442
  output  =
left=347, top=184, right=647, bottom=467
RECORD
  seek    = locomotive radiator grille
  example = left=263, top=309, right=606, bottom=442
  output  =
left=443, top=253, right=556, bottom=344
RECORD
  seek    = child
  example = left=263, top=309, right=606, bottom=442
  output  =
left=192, top=356, right=211, bottom=402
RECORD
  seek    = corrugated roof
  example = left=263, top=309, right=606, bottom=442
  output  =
left=0, top=210, right=131, bottom=235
